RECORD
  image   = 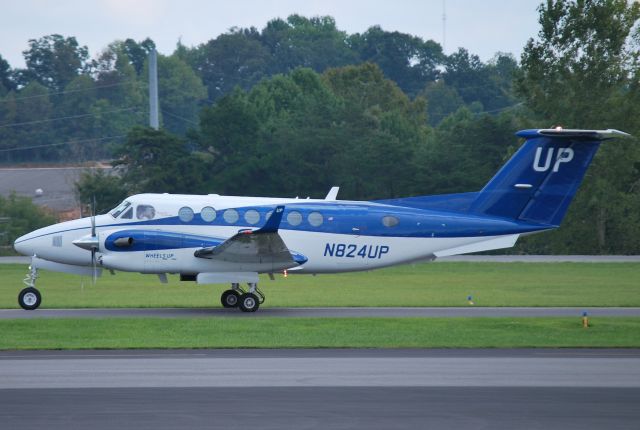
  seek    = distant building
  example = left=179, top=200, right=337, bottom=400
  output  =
left=0, top=166, right=112, bottom=220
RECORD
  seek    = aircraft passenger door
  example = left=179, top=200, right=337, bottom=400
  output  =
left=344, top=205, right=369, bottom=238
left=324, top=205, right=373, bottom=270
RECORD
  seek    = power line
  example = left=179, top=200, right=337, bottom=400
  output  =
left=0, top=106, right=138, bottom=128
left=161, top=109, right=199, bottom=125
left=0, top=134, right=127, bottom=153
left=0, top=80, right=140, bottom=104
left=430, top=102, right=524, bottom=120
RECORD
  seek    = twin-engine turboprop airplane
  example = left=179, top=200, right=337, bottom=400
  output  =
left=13, top=128, right=630, bottom=312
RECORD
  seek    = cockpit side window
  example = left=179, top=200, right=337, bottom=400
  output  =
left=121, top=207, right=133, bottom=219
left=136, top=205, right=156, bottom=220
left=110, top=200, right=131, bottom=218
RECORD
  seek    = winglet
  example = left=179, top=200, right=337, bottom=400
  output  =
left=325, top=186, right=339, bottom=200
left=257, top=206, right=285, bottom=233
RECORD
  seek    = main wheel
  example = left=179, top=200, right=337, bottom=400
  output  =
left=221, top=290, right=240, bottom=308
left=18, top=287, right=41, bottom=310
left=239, top=293, right=260, bottom=313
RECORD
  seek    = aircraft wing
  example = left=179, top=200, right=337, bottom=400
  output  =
left=194, top=206, right=305, bottom=268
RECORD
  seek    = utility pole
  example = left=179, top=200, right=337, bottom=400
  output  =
left=442, top=0, right=447, bottom=53
left=149, top=49, right=159, bottom=130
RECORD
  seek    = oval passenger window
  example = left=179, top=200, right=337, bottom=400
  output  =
left=382, top=216, right=399, bottom=227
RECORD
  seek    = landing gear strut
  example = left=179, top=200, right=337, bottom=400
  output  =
left=220, top=282, right=265, bottom=312
left=19, top=264, right=41, bottom=310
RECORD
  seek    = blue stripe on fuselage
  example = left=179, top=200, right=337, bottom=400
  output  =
left=110, top=203, right=552, bottom=238
left=105, top=230, right=223, bottom=252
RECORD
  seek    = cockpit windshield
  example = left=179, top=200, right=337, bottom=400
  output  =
left=110, top=200, right=131, bottom=218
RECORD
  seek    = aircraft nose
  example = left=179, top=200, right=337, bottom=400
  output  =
left=13, top=234, right=34, bottom=256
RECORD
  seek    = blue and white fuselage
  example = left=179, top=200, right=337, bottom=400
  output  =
left=14, top=193, right=548, bottom=274
left=12, top=128, right=632, bottom=311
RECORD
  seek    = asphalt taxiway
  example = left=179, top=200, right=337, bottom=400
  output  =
left=0, top=349, right=638, bottom=429
left=1, top=306, right=639, bottom=319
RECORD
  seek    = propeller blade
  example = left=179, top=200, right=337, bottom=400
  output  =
left=91, top=248, right=97, bottom=285
left=91, top=195, right=96, bottom=238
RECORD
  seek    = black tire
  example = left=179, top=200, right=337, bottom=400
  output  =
left=239, top=293, right=260, bottom=313
left=18, top=287, right=41, bottom=311
left=221, top=290, right=240, bottom=308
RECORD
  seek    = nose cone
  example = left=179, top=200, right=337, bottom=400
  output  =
left=13, top=233, right=34, bottom=256
left=73, top=235, right=99, bottom=251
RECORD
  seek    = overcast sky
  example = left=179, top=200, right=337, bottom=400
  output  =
left=1, top=0, right=543, bottom=68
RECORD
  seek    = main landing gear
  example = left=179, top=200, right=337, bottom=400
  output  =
left=19, top=264, right=41, bottom=310
left=221, top=282, right=265, bottom=312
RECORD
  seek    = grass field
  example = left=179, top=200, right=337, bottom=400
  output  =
left=0, top=317, right=638, bottom=349
left=0, top=262, right=638, bottom=309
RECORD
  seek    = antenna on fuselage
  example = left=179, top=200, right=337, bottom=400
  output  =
left=325, top=186, right=340, bottom=201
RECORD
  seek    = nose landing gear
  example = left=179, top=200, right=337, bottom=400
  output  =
left=19, top=264, right=41, bottom=310
left=220, top=282, right=265, bottom=312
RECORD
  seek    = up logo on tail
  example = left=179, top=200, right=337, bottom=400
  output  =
left=533, top=147, right=574, bottom=172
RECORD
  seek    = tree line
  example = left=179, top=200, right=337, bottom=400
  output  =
left=3, top=1, right=640, bottom=254
left=0, top=15, right=517, bottom=163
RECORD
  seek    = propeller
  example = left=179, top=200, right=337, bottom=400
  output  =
left=73, top=197, right=100, bottom=284
left=90, top=196, right=97, bottom=284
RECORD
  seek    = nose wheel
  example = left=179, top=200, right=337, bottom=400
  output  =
left=19, top=263, right=41, bottom=310
left=220, top=282, right=264, bottom=312
left=18, top=287, right=41, bottom=310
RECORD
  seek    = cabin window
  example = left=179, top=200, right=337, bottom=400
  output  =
left=52, top=235, right=62, bottom=247
left=110, top=200, right=131, bottom=218
left=121, top=207, right=133, bottom=219
left=382, top=216, right=399, bottom=227
left=287, top=211, right=303, bottom=226
left=223, top=208, right=239, bottom=224
left=178, top=206, right=194, bottom=223
left=136, top=205, right=156, bottom=220
left=244, top=209, right=260, bottom=225
left=201, top=206, right=217, bottom=222
left=308, top=211, right=323, bottom=227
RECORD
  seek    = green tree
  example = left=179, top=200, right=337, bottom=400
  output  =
left=0, top=91, right=18, bottom=163
left=418, top=108, right=521, bottom=195
left=22, top=34, right=90, bottom=91
left=191, top=28, right=270, bottom=101
left=322, top=63, right=429, bottom=198
left=0, top=193, right=56, bottom=251
left=122, top=38, right=156, bottom=75
left=75, top=169, right=128, bottom=214
left=421, top=81, right=465, bottom=126
left=349, top=26, right=443, bottom=97
left=517, top=0, right=640, bottom=253
left=442, top=48, right=517, bottom=112
left=261, top=15, right=358, bottom=74
left=113, top=126, right=207, bottom=194
left=10, top=82, right=55, bottom=162
left=153, top=54, right=207, bottom=135
left=0, top=54, right=14, bottom=95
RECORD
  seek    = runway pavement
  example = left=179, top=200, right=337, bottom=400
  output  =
left=0, top=349, right=638, bottom=429
left=1, top=306, right=639, bottom=318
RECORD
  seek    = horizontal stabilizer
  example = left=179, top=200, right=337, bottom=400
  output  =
left=517, top=128, right=631, bottom=140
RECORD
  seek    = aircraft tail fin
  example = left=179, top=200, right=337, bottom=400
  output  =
left=469, top=128, right=630, bottom=226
